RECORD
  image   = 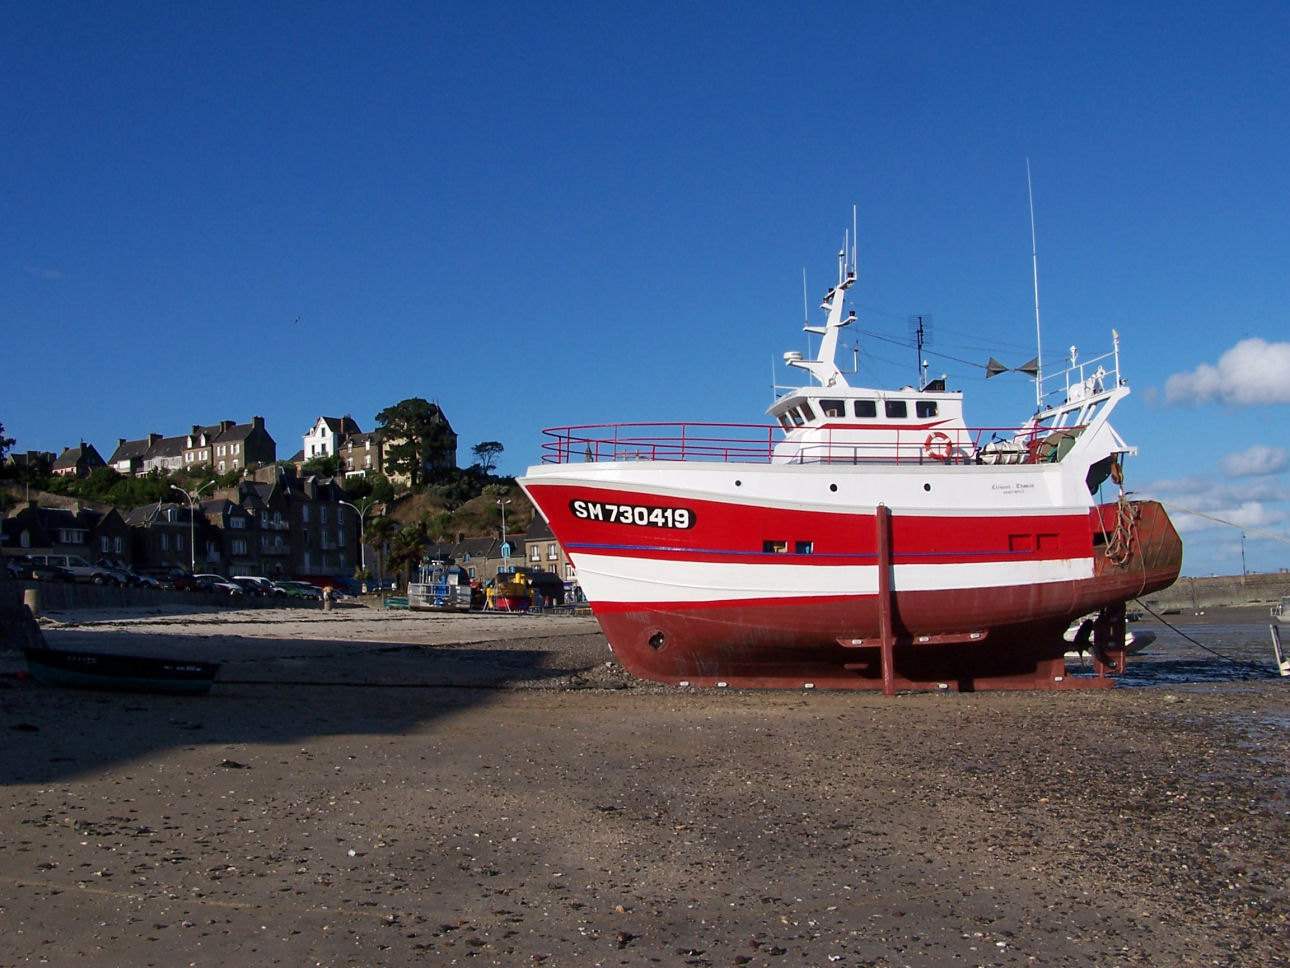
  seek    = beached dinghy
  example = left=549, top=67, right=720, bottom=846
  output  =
left=22, top=647, right=219, bottom=695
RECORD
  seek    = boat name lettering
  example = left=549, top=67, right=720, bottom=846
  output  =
left=991, top=482, right=1035, bottom=492
left=570, top=500, right=695, bottom=529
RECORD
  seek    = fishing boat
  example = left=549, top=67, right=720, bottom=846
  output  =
left=22, top=647, right=219, bottom=695
left=408, top=558, right=472, bottom=612
left=487, top=570, right=533, bottom=612
left=518, top=219, right=1182, bottom=691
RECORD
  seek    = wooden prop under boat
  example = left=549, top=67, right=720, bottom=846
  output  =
left=22, top=647, right=219, bottom=695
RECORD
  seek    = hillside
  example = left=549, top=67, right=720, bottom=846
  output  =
left=385, top=482, right=534, bottom=541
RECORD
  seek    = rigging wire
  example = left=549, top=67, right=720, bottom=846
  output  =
left=1156, top=501, right=1290, bottom=546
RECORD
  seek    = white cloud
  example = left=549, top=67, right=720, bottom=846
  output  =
left=1166, top=501, right=1286, bottom=536
left=24, top=265, right=65, bottom=280
left=1220, top=444, right=1289, bottom=477
left=1163, top=337, right=1290, bottom=406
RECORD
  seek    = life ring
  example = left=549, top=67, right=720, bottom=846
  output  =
left=924, top=431, right=952, bottom=461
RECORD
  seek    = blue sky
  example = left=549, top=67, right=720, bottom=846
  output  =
left=3, top=1, right=1288, bottom=577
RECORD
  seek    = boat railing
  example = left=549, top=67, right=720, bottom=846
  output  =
left=538, top=423, right=1088, bottom=466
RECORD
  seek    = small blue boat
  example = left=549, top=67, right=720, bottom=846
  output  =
left=22, top=647, right=219, bottom=695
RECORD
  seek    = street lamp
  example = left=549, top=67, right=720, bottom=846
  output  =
left=496, top=498, right=511, bottom=574
left=170, top=481, right=214, bottom=573
left=337, top=498, right=372, bottom=575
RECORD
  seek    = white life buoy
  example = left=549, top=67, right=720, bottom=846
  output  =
left=924, top=431, right=952, bottom=461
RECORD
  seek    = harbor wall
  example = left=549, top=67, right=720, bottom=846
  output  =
left=8, top=581, right=306, bottom=615
left=1142, top=572, right=1290, bottom=612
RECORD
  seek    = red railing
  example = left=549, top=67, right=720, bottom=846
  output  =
left=538, top=423, right=1086, bottom=466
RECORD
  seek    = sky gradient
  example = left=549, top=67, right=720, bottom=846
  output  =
left=4, top=2, right=1288, bottom=577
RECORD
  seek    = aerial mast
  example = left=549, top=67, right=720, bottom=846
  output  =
left=1027, top=158, right=1044, bottom=410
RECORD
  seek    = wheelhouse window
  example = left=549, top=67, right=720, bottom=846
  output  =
left=820, top=399, right=845, bottom=418
left=854, top=400, right=877, bottom=418
left=885, top=400, right=908, bottom=419
left=916, top=401, right=939, bottom=418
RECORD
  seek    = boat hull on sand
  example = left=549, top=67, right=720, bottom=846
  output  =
left=23, top=648, right=219, bottom=695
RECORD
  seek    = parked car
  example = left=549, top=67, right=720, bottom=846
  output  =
left=28, top=554, right=121, bottom=585
left=193, top=574, right=243, bottom=596
left=96, top=559, right=162, bottom=589
left=231, top=575, right=283, bottom=597
left=275, top=580, right=324, bottom=601
left=6, top=555, right=74, bottom=582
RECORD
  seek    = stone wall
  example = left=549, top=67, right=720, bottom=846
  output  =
left=1141, top=572, right=1290, bottom=612
left=0, top=568, right=45, bottom=653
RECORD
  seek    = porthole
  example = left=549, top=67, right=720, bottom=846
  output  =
left=923, top=483, right=932, bottom=492
left=829, top=483, right=838, bottom=492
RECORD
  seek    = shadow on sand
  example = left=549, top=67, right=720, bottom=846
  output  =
left=2, top=625, right=605, bottom=785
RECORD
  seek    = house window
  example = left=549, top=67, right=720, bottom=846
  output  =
left=302, top=505, right=310, bottom=523
left=218, top=461, right=226, bottom=472
left=230, top=516, right=245, bottom=529
left=320, top=506, right=328, bottom=524
left=232, top=539, right=247, bottom=556
left=233, top=443, right=240, bottom=454
left=114, top=536, right=123, bottom=553
left=20, top=532, right=30, bottom=548
left=547, top=543, right=557, bottom=561
left=100, top=536, right=110, bottom=553
left=161, top=533, right=170, bottom=551
left=530, top=545, right=540, bottom=562
left=338, top=528, right=345, bottom=547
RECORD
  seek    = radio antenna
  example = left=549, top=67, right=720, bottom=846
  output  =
left=1027, top=158, right=1043, bottom=409
left=802, top=267, right=809, bottom=327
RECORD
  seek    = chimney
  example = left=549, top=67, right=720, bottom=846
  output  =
left=118, top=438, right=126, bottom=448
left=252, top=415, right=264, bottom=429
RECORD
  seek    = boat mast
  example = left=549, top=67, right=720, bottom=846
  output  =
left=1027, top=158, right=1044, bottom=410
left=786, top=211, right=858, bottom=388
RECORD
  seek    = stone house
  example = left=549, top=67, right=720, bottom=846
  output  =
left=50, top=442, right=106, bottom=478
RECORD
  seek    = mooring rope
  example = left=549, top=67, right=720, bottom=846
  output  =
left=1134, top=598, right=1269, bottom=674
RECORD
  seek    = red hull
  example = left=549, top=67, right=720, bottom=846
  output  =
left=586, top=500, right=1182, bottom=691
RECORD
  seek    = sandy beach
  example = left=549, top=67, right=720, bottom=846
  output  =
left=2, top=602, right=1287, bottom=967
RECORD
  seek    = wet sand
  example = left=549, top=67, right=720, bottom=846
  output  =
left=1, top=603, right=1287, bottom=966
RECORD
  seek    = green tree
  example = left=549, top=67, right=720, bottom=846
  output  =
left=387, top=519, right=430, bottom=583
left=471, top=441, right=503, bottom=475
left=365, top=515, right=397, bottom=582
left=303, top=454, right=343, bottom=477
left=106, top=470, right=172, bottom=509
left=74, top=466, right=123, bottom=502
left=0, top=420, right=15, bottom=465
left=375, top=398, right=455, bottom=487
